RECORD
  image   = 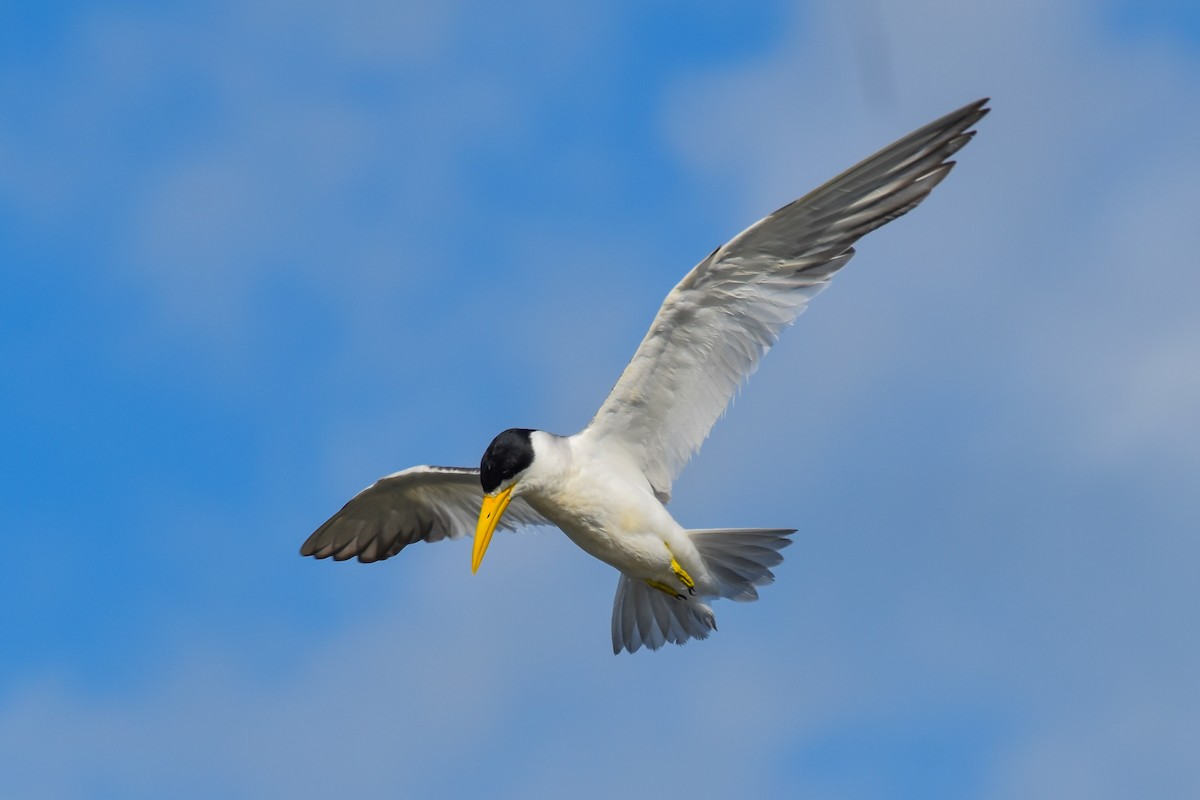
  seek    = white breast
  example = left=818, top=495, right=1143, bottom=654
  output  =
left=520, top=431, right=690, bottom=579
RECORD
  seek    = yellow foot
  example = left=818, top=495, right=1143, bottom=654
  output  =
left=665, top=543, right=697, bottom=596
left=645, top=579, right=685, bottom=599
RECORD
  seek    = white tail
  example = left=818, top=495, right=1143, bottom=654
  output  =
left=611, top=575, right=716, bottom=654
left=689, top=528, right=794, bottom=601
left=610, top=528, right=795, bottom=654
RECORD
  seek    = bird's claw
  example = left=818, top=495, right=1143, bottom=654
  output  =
left=646, top=545, right=699, bottom=600
left=668, top=553, right=696, bottom=594
left=645, top=579, right=686, bottom=600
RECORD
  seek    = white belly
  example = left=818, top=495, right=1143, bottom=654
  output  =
left=513, top=430, right=708, bottom=590
left=526, top=469, right=690, bottom=581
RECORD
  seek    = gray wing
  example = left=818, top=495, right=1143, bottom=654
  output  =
left=583, top=99, right=989, bottom=502
left=300, top=465, right=553, bottom=563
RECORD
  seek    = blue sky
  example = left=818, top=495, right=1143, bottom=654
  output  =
left=2, top=1, right=1198, bottom=798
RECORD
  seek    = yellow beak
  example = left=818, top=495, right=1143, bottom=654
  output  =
left=473, top=484, right=515, bottom=573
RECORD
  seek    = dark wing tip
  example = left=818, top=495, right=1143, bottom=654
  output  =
left=961, top=98, right=991, bottom=129
left=298, top=527, right=326, bottom=558
left=299, top=465, right=493, bottom=565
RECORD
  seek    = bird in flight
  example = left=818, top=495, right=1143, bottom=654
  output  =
left=301, top=99, right=989, bottom=654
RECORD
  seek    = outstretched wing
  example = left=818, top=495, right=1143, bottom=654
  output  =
left=300, top=465, right=553, bottom=563
left=583, top=99, right=989, bottom=501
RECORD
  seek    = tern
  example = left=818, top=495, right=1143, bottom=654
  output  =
left=302, top=99, right=989, bottom=653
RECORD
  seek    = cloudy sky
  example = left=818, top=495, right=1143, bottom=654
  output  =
left=2, top=0, right=1198, bottom=797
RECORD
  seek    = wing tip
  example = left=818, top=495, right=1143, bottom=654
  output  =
left=960, top=99, right=991, bottom=133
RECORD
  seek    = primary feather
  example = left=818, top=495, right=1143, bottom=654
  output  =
left=300, top=466, right=550, bottom=563
left=583, top=99, right=988, bottom=502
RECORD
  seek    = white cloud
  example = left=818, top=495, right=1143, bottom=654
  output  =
left=654, top=0, right=1200, bottom=796
left=0, top=0, right=626, bottom=366
left=0, top=532, right=851, bottom=799
left=4, top=0, right=1200, bottom=798
left=659, top=0, right=1200, bottom=478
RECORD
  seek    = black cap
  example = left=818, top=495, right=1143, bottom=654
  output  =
left=480, top=428, right=535, bottom=493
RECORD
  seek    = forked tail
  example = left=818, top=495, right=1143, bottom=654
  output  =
left=689, top=527, right=794, bottom=601
left=610, top=528, right=795, bottom=654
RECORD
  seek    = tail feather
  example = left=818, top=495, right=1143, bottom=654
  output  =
left=690, top=528, right=795, bottom=602
left=609, top=527, right=795, bottom=654
left=611, top=575, right=716, bottom=655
